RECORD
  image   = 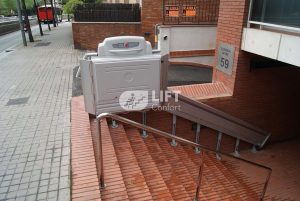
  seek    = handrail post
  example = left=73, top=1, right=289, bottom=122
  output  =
left=233, top=138, right=240, bottom=157
left=247, top=0, right=254, bottom=28
left=111, top=119, right=118, bottom=128
left=96, top=118, right=106, bottom=188
left=171, top=114, right=177, bottom=147
left=216, top=132, right=222, bottom=160
left=260, top=170, right=272, bottom=201
left=195, top=124, right=201, bottom=154
left=141, top=111, right=148, bottom=138
left=252, top=144, right=258, bottom=153
left=260, top=0, right=267, bottom=29
left=194, top=150, right=204, bottom=201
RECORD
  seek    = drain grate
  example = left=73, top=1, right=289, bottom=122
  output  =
left=34, top=42, right=51, bottom=47
left=6, top=97, right=30, bottom=106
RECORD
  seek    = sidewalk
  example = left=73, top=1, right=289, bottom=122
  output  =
left=0, top=22, right=83, bottom=201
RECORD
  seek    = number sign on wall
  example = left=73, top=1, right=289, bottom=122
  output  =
left=217, top=42, right=235, bottom=75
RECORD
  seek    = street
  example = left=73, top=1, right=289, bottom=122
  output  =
left=0, top=23, right=53, bottom=53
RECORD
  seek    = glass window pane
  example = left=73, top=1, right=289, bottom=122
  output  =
left=251, top=0, right=300, bottom=28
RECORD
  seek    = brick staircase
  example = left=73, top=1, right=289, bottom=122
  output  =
left=72, top=97, right=300, bottom=201
left=89, top=119, right=265, bottom=201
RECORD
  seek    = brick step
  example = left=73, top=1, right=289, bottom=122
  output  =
left=125, top=128, right=175, bottom=201
left=101, top=120, right=262, bottom=201
left=185, top=147, right=241, bottom=200
left=109, top=124, right=153, bottom=201
left=169, top=141, right=223, bottom=201
left=96, top=119, right=129, bottom=201
left=204, top=155, right=246, bottom=200
left=137, top=131, right=193, bottom=201
left=153, top=137, right=199, bottom=200
left=205, top=153, right=261, bottom=200
left=184, top=145, right=255, bottom=200
left=204, top=156, right=261, bottom=200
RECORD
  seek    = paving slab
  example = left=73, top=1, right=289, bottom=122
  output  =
left=0, top=22, right=84, bottom=200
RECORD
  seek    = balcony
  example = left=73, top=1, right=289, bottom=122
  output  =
left=241, top=0, right=300, bottom=67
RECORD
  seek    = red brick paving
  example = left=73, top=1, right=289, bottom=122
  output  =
left=109, top=125, right=153, bottom=201
left=168, top=82, right=231, bottom=100
left=71, top=96, right=101, bottom=201
left=239, top=139, right=300, bottom=200
left=91, top=117, right=129, bottom=201
left=126, top=128, right=175, bottom=201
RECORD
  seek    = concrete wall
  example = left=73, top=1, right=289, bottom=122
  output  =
left=159, top=25, right=217, bottom=56
left=72, top=22, right=141, bottom=50
left=242, top=28, right=300, bottom=67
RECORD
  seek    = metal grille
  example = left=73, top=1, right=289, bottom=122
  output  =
left=74, top=3, right=141, bottom=22
left=163, top=0, right=220, bottom=25
left=34, top=42, right=51, bottom=47
left=6, top=97, right=29, bottom=106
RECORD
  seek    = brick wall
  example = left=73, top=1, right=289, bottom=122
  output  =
left=212, top=0, right=248, bottom=93
left=72, top=22, right=141, bottom=50
left=72, top=0, right=219, bottom=49
left=141, top=0, right=163, bottom=46
left=72, top=0, right=163, bottom=50
left=208, top=0, right=300, bottom=142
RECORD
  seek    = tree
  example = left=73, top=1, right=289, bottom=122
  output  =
left=63, top=0, right=83, bottom=14
left=63, top=0, right=103, bottom=14
left=21, top=0, right=34, bottom=42
left=0, top=0, right=35, bottom=15
left=84, top=0, right=98, bottom=3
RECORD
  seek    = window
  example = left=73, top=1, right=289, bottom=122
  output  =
left=251, top=0, right=300, bottom=28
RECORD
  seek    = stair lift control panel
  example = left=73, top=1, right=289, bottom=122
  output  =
left=80, top=36, right=161, bottom=115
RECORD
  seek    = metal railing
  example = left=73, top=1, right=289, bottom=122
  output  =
left=95, top=112, right=272, bottom=201
left=166, top=93, right=270, bottom=148
left=163, top=0, right=219, bottom=25
left=74, top=3, right=141, bottom=22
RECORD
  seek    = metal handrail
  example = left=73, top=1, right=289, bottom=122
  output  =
left=248, top=20, right=300, bottom=33
left=166, top=93, right=270, bottom=148
left=96, top=113, right=272, bottom=201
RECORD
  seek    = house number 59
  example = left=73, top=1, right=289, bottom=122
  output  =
left=220, top=58, right=229, bottom=69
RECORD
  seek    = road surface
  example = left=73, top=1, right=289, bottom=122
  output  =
left=0, top=23, right=51, bottom=53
